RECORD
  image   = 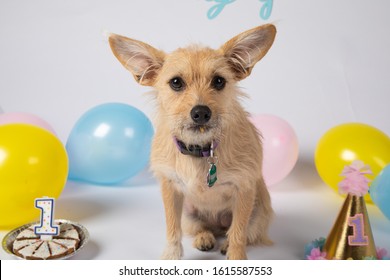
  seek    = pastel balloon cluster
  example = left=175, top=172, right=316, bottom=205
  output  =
left=0, top=104, right=154, bottom=228
left=250, top=114, right=299, bottom=186
left=315, top=123, right=390, bottom=219
left=0, top=113, right=68, bottom=228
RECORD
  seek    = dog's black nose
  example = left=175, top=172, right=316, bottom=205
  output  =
left=191, top=105, right=212, bottom=125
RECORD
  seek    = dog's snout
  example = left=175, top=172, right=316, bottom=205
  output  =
left=190, top=105, right=212, bottom=125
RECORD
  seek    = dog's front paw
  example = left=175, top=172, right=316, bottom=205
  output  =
left=193, top=231, right=216, bottom=252
left=226, top=248, right=247, bottom=260
left=220, top=239, right=229, bottom=255
left=161, top=243, right=183, bottom=260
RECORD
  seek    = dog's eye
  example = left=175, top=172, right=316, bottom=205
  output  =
left=211, top=76, right=226, bottom=91
left=169, top=77, right=185, bottom=92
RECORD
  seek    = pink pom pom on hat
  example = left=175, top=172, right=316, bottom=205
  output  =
left=338, top=160, right=373, bottom=197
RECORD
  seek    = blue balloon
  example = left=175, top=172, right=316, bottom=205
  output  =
left=370, top=164, right=390, bottom=220
left=66, top=103, right=154, bottom=185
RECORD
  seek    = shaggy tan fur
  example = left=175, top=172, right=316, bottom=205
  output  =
left=109, top=24, right=276, bottom=260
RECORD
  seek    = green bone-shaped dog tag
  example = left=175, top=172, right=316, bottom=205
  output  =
left=207, top=163, right=217, bottom=187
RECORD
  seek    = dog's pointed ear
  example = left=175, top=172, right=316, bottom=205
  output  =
left=109, top=34, right=165, bottom=86
left=220, top=24, right=276, bottom=80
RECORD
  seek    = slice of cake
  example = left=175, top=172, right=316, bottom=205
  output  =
left=31, top=241, right=51, bottom=260
left=13, top=239, right=40, bottom=252
left=15, top=227, right=37, bottom=239
left=12, top=222, right=81, bottom=260
left=15, top=241, right=43, bottom=260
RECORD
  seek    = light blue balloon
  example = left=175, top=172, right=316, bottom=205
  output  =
left=370, top=164, right=390, bottom=220
left=66, top=103, right=154, bottom=185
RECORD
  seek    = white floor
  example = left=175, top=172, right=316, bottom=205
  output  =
left=1, top=158, right=389, bottom=260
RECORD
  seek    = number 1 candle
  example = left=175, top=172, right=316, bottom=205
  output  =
left=33, top=197, right=59, bottom=241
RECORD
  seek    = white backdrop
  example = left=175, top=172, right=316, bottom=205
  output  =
left=1, top=0, right=390, bottom=260
left=1, top=0, right=389, bottom=155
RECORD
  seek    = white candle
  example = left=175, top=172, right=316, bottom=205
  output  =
left=34, top=197, right=59, bottom=240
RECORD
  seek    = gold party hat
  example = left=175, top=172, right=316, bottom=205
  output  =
left=323, top=194, right=377, bottom=259
left=323, top=160, right=377, bottom=260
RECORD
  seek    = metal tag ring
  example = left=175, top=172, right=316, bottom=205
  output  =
left=207, top=155, right=218, bottom=165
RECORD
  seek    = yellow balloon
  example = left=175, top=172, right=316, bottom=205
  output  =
left=0, top=124, right=68, bottom=229
left=315, top=123, right=390, bottom=203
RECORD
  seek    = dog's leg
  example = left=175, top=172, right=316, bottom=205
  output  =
left=247, top=178, right=273, bottom=246
left=160, top=178, right=184, bottom=260
left=182, top=208, right=216, bottom=252
left=220, top=239, right=229, bottom=255
left=226, top=186, right=256, bottom=260
left=222, top=179, right=273, bottom=256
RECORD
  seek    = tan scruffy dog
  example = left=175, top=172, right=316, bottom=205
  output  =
left=109, top=24, right=276, bottom=260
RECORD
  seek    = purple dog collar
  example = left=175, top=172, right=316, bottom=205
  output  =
left=173, top=137, right=218, bottom=158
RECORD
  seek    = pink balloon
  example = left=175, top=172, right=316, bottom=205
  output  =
left=249, top=114, right=299, bottom=186
left=0, top=112, right=56, bottom=135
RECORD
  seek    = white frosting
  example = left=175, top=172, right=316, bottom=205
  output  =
left=59, top=228, right=79, bottom=239
left=17, top=241, right=43, bottom=258
left=17, top=228, right=37, bottom=239
left=33, top=241, right=51, bottom=259
left=53, top=239, right=78, bottom=250
left=13, top=239, right=40, bottom=251
left=48, top=241, right=67, bottom=257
